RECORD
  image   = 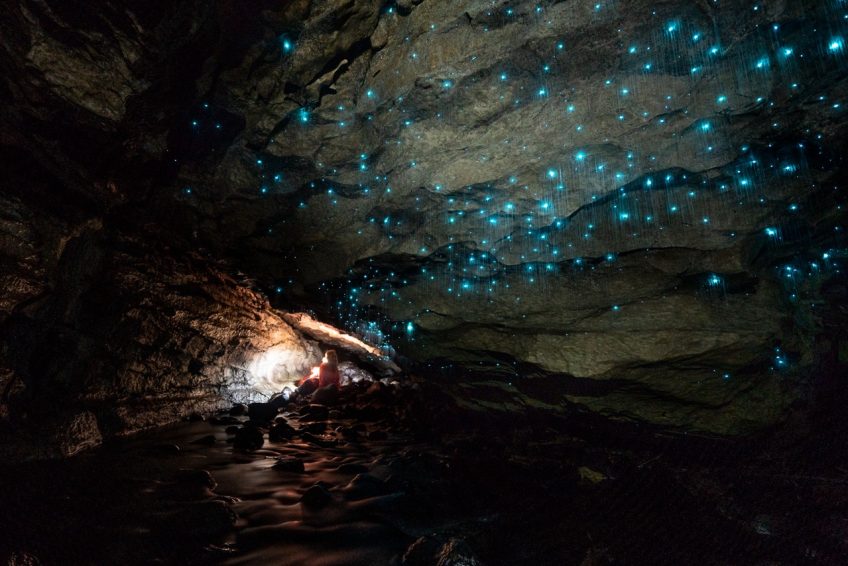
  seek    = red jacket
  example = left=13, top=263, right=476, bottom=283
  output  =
left=318, top=363, right=340, bottom=388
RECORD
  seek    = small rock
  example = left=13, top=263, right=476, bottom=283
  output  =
left=300, top=404, right=329, bottom=420
left=247, top=402, right=278, bottom=423
left=273, top=457, right=305, bottom=473
left=311, top=386, right=338, bottom=406
left=175, top=469, right=217, bottom=490
left=436, top=538, right=480, bottom=566
left=191, top=434, right=216, bottom=446
left=303, top=422, right=327, bottom=434
left=402, top=536, right=442, bottom=565
left=229, top=404, right=248, bottom=416
left=300, top=484, right=332, bottom=508
left=578, top=466, right=607, bottom=484
left=49, top=411, right=102, bottom=457
left=268, top=421, right=296, bottom=442
left=233, top=426, right=264, bottom=452
left=337, top=427, right=361, bottom=441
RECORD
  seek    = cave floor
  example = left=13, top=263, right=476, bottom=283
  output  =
left=1, top=380, right=847, bottom=565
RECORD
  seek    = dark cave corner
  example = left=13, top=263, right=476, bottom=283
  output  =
left=2, top=0, right=848, bottom=564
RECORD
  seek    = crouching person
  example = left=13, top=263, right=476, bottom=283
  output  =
left=296, top=350, right=340, bottom=401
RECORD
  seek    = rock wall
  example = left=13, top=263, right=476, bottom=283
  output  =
left=2, top=0, right=847, bottom=435
left=0, top=190, right=324, bottom=459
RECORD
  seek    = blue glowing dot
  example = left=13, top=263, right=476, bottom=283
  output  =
left=191, top=120, right=199, bottom=127
left=628, top=46, right=637, bottom=54
left=406, top=322, right=414, bottom=333
left=765, top=227, right=779, bottom=237
left=298, top=108, right=310, bottom=123
left=538, top=88, right=548, bottom=97
left=829, top=37, right=844, bottom=53
left=781, top=47, right=794, bottom=57
left=755, top=57, right=770, bottom=69
left=666, top=22, right=678, bottom=34
left=611, top=305, right=621, bottom=312
left=366, top=89, right=375, bottom=98
left=547, top=168, right=558, bottom=179
left=500, top=72, right=508, bottom=81
left=442, top=80, right=453, bottom=88
left=717, top=95, right=727, bottom=104
left=575, top=151, right=586, bottom=161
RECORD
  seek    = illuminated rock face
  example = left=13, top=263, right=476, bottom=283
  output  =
left=0, top=193, right=322, bottom=444
left=2, top=0, right=847, bottom=433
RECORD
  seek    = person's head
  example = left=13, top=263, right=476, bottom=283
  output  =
left=322, top=349, right=339, bottom=367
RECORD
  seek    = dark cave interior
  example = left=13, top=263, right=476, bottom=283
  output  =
left=1, top=0, right=848, bottom=564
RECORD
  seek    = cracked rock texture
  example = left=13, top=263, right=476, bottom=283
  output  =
left=2, top=0, right=847, bottom=436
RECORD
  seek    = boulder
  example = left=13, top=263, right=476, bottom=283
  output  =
left=233, top=426, right=264, bottom=452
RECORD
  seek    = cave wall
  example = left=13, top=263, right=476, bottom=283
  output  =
left=2, top=0, right=847, bottom=436
left=0, top=186, right=322, bottom=459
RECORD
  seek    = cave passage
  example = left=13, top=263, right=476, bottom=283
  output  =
left=1, top=0, right=848, bottom=564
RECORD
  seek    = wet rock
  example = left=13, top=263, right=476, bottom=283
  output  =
left=578, top=467, right=608, bottom=485
left=302, top=422, right=327, bottom=434
left=58, top=412, right=103, bottom=456
left=337, top=426, right=361, bottom=441
left=300, top=483, right=332, bottom=508
left=402, top=536, right=443, bottom=565
left=191, top=434, right=216, bottom=445
left=339, top=362, right=374, bottom=386
left=435, top=539, right=481, bottom=566
left=175, top=469, right=217, bottom=490
left=229, top=404, right=249, bottom=416
left=300, top=404, right=329, bottom=421
left=311, top=385, right=339, bottom=406
left=268, top=421, right=296, bottom=441
left=273, top=457, right=305, bottom=473
left=233, top=426, right=264, bottom=452
left=247, top=402, right=278, bottom=423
